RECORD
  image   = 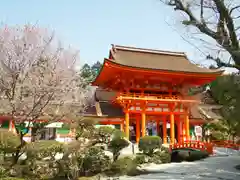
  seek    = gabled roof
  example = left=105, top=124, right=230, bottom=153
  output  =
left=95, top=87, right=116, bottom=101
left=108, top=45, right=223, bottom=74
left=192, top=90, right=223, bottom=120
left=199, top=105, right=222, bottom=120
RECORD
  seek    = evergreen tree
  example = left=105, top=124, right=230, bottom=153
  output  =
left=210, top=74, right=240, bottom=139
left=80, top=61, right=102, bottom=85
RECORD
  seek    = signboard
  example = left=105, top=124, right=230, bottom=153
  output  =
left=194, top=126, right=202, bottom=136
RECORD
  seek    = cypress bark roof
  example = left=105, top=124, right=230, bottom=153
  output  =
left=108, top=45, right=223, bottom=74
left=197, top=90, right=223, bottom=120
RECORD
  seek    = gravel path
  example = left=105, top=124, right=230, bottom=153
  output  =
left=117, top=148, right=240, bottom=180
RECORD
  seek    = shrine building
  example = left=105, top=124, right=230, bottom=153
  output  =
left=85, top=45, right=224, bottom=144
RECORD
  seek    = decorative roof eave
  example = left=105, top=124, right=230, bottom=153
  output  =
left=189, top=118, right=207, bottom=124
left=92, top=58, right=224, bottom=86
left=105, top=59, right=224, bottom=76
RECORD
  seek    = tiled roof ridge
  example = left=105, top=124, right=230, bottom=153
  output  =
left=111, top=44, right=186, bottom=57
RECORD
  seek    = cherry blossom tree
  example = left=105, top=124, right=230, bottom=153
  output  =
left=0, top=25, right=92, bottom=145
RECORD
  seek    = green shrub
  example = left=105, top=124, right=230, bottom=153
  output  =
left=96, top=126, right=115, bottom=144
left=161, top=146, right=170, bottom=153
left=0, top=129, right=21, bottom=153
left=95, top=127, right=125, bottom=146
left=135, top=150, right=171, bottom=165
left=20, top=140, right=65, bottom=179
left=153, top=151, right=171, bottom=164
left=25, top=140, right=64, bottom=160
left=112, top=129, right=125, bottom=139
left=211, top=131, right=225, bottom=140
left=106, top=156, right=140, bottom=176
left=0, top=165, right=9, bottom=178
left=108, top=137, right=129, bottom=161
left=97, top=126, right=115, bottom=136
left=81, top=146, right=111, bottom=175
left=107, top=156, right=132, bottom=175
left=134, top=154, right=146, bottom=165
left=134, top=153, right=154, bottom=164
left=139, top=136, right=162, bottom=156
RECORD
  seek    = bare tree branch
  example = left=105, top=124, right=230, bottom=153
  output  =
left=161, top=0, right=240, bottom=70
left=230, top=5, right=240, bottom=14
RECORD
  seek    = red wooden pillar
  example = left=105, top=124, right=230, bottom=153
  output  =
left=141, top=111, right=146, bottom=137
left=170, top=113, right=175, bottom=144
left=163, top=116, right=167, bottom=144
left=177, top=116, right=181, bottom=143
left=136, top=116, right=140, bottom=143
left=156, top=120, right=160, bottom=136
left=125, top=110, right=130, bottom=140
left=184, top=107, right=190, bottom=141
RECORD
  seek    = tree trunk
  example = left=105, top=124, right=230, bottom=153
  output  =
left=13, top=132, right=25, bottom=165
left=113, top=152, right=120, bottom=162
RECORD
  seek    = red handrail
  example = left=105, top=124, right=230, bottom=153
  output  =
left=169, top=140, right=239, bottom=155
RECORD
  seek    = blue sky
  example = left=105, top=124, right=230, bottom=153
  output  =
left=0, top=0, right=208, bottom=66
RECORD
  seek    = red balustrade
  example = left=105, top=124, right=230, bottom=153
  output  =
left=170, top=140, right=239, bottom=155
left=169, top=140, right=209, bottom=152
left=211, top=140, right=239, bottom=150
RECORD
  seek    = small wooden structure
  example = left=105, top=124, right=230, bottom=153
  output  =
left=89, top=45, right=223, bottom=144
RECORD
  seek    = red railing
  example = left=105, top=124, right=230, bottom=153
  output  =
left=170, top=140, right=209, bottom=153
left=169, top=140, right=239, bottom=155
left=211, top=140, right=239, bottom=151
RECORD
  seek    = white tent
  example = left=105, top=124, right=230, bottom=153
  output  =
left=95, top=125, right=115, bottom=129
left=45, top=122, right=63, bottom=128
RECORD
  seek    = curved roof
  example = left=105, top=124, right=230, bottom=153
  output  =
left=109, top=45, right=223, bottom=74
left=92, top=45, right=224, bottom=88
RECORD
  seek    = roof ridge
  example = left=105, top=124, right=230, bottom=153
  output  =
left=112, top=44, right=186, bottom=57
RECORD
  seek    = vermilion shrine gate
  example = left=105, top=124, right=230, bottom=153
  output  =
left=89, top=45, right=223, bottom=144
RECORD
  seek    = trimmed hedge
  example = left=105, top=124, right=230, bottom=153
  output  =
left=154, top=151, right=171, bottom=164
left=135, top=149, right=171, bottom=165
left=139, top=136, right=162, bottom=156
left=106, top=156, right=142, bottom=176
left=108, top=137, right=129, bottom=161
left=81, top=146, right=111, bottom=175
